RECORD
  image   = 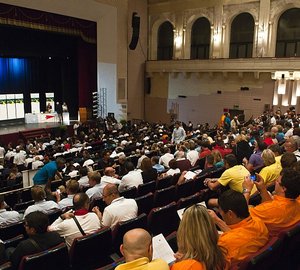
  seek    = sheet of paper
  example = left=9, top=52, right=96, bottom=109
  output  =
left=184, top=171, right=197, bottom=180
left=152, top=233, right=175, bottom=265
left=177, top=208, right=185, bottom=220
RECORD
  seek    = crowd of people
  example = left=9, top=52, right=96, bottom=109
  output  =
left=0, top=108, right=299, bottom=269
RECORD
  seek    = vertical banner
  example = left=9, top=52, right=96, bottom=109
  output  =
left=6, top=94, right=16, bottom=120
left=45, top=92, right=55, bottom=112
left=0, top=95, right=7, bottom=120
left=15, top=94, right=24, bottom=118
left=30, top=93, right=40, bottom=113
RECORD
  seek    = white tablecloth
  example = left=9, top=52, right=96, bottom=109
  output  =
left=25, top=112, right=58, bottom=123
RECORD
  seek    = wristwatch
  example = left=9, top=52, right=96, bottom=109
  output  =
left=242, top=188, right=250, bottom=194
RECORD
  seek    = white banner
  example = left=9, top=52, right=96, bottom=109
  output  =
left=15, top=94, right=24, bottom=118
left=0, top=95, right=7, bottom=120
left=45, top=92, right=55, bottom=112
left=6, top=94, right=16, bottom=120
left=30, top=93, right=40, bottom=113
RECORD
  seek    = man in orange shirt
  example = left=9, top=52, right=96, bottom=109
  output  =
left=243, top=168, right=300, bottom=236
left=208, top=190, right=269, bottom=265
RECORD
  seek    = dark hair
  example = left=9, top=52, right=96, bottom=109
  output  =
left=25, top=211, right=49, bottom=234
left=281, top=168, right=300, bottom=199
left=206, top=154, right=214, bottom=165
left=268, top=144, right=283, bottom=155
left=168, top=159, right=178, bottom=169
left=125, top=162, right=135, bottom=172
left=281, top=152, right=297, bottom=169
left=73, top=193, right=89, bottom=210
left=218, top=190, right=249, bottom=219
left=224, top=154, right=237, bottom=167
left=257, top=139, right=267, bottom=151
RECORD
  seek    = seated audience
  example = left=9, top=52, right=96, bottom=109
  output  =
left=205, top=154, right=254, bottom=207
left=86, top=171, right=102, bottom=200
left=56, top=179, right=79, bottom=211
left=208, top=190, right=269, bottom=264
left=31, top=156, right=44, bottom=170
left=284, top=137, right=300, bottom=161
left=171, top=205, right=227, bottom=270
left=100, top=167, right=122, bottom=188
left=165, top=159, right=180, bottom=176
left=118, top=162, right=143, bottom=192
left=151, top=156, right=165, bottom=173
left=6, top=211, right=64, bottom=269
left=243, top=139, right=267, bottom=172
left=159, top=147, right=174, bottom=168
left=97, top=150, right=115, bottom=170
left=186, top=141, right=199, bottom=167
left=176, top=151, right=191, bottom=172
left=24, top=185, right=60, bottom=217
left=93, top=184, right=137, bottom=229
left=115, top=228, right=169, bottom=270
left=259, top=149, right=282, bottom=185
left=211, top=150, right=224, bottom=168
left=199, top=141, right=211, bottom=159
left=48, top=193, right=101, bottom=248
left=141, top=157, right=158, bottom=183
left=0, top=195, right=21, bottom=227
left=243, top=168, right=300, bottom=236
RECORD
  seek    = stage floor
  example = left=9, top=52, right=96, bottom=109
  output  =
left=0, top=121, right=73, bottom=135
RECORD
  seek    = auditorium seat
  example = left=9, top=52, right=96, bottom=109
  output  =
left=3, top=234, right=24, bottom=249
left=50, top=180, right=63, bottom=192
left=165, top=231, right=178, bottom=253
left=232, top=237, right=284, bottom=270
left=47, top=209, right=62, bottom=224
left=171, top=173, right=181, bottom=185
left=137, top=181, right=156, bottom=197
left=69, top=227, right=113, bottom=270
left=4, top=192, right=20, bottom=209
left=176, top=192, right=202, bottom=210
left=20, top=188, right=32, bottom=202
left=135, top=192, right=154, bottom=215
left=18, top=243, right=70, bottom=270
left=278, top=222, right=300, bottom=269
left=156, top=175, right=173, bottom=190
left=208, top=167, right=225, bottom=178
left=147, top=202, right=180, bottom=236
left=0, top=221, right=26, bottom=240
left=89, top=197, right=106, bottom=213
left=153, top=185, right=176, bottom=207
left=119, top=186, right=137, bottom=199
left=175, top=179, right=195, bottom=200
left=197, top=157, right=206, bottom=170
left=13, top=200, right=35, bottom=213
left=193, top=173, right=208, bottom=191
left=112, top=214, right=148, bottom=254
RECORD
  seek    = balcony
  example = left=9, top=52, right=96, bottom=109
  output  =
left=146, top=57, right=300, bottom=79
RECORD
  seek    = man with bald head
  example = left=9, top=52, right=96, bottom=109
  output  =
left=100, top=167, right=122, bottom=189
left=115, top=228, right=169, bottom=270
left=49, top=192, right=101, bottom=248
left=93, top=184, right=137, bottom=229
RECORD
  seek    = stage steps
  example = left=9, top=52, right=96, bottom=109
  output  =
left=19, top=128, right=48, bottom=142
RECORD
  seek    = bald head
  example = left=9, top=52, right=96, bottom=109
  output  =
left=104, top=167, right=115, bottom=176
left=121, top=229, right=152, bottom=262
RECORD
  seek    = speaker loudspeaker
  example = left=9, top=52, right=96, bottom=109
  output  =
left=129, top=12, right=140, bottom=50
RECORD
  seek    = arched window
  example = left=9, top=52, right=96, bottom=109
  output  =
left=229, top=13, right=254, bottom=58
left=276, top=8, right=300, bottom=57
left=190, top=17, right=210, bottom=59
left=157, top=21, right=174, bottom=60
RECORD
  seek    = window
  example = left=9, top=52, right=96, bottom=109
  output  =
left=276, top=8, right=300, bottom=57
left=157, top=21, right=174, bottom=60
left=190, top=17, right=210, bottom=59
left=229, top=13, right=254, bottom=59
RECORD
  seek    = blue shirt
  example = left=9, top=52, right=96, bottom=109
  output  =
left=153, top=164, right=165, bottom=173
left=33, top=161, right=58, bottom=185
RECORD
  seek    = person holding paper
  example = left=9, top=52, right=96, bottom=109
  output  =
left=171, top=205, right=227, bottom=270
left=115, top=228, right=169, bottom=270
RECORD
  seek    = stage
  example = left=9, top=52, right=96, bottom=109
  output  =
left=0, top=120, right=75, bottom=145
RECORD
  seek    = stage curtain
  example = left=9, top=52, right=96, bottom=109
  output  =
left=0, top=3, right=96, bottom=43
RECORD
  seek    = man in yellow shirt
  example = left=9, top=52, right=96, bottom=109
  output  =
left=243, top=168, right=300, bottom=236
left=208, top=190, right=269, bottom=264
left=115, top=228, right=169, bottom=270
left=205, top=154, right=255, bottom=207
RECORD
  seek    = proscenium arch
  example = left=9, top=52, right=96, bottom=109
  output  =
left=229, top=12, right=255, bottom=58
left=190, top=17, right=211, bottom=59
left=157, top=21, right=174, bottom=60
